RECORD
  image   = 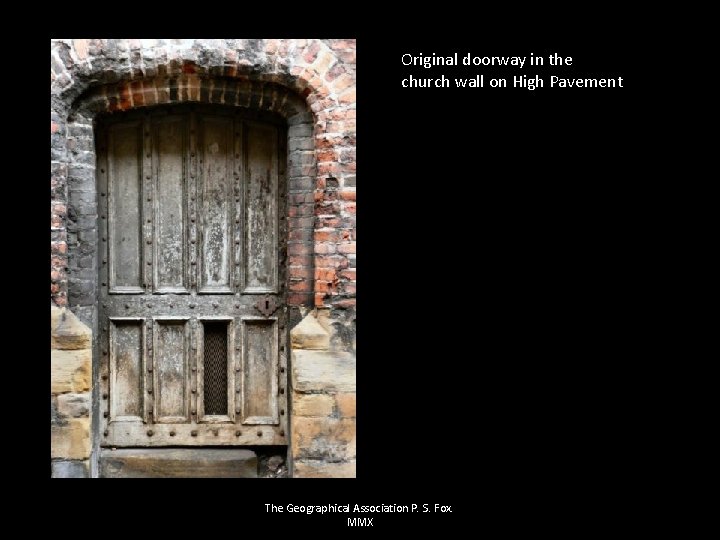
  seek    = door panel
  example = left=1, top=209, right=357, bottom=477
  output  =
left=97, top=105, right=288, bottom=447
left=243, top=122, right=278, bottom=293
left=153, top=319, right=190, bottom=423
left=109, top=318, right=144, bottom=422
left=108, top=121, right=143, bottom=293
left=153, top=117, right=188, bottom=293
left=242, top=318, right=278, bottom=425
left=199, top=116, right=233, bottom=293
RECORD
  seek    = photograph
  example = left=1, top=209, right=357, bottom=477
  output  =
left=50, top=39, right=356, bottom=478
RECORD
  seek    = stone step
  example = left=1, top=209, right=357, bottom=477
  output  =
left=99, top=448, right=257, bottom=478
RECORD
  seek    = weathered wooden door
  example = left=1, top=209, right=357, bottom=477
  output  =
left=96, top=104, right=288, bottom=447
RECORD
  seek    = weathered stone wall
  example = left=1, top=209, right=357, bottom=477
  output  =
left=290, top=310, right=356, bottom=477
left=50, top=39, right=356, bottom=477
left=51, top=306, right=92, bottom=477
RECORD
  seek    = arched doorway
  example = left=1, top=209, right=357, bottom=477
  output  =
left=52, top=39, right=356, bottom=478
left=69, top=76, right=317, bottom=476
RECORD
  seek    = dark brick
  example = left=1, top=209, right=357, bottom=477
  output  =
left=287, top=112, right=314, bottom=126
left=289, top=151, right=315, bottom=167
left=289, top=177, right=314, bottom=192
left=76, top=229, right=97, bottom=243
left=224, top=87, right=238, bottom=105
left=171, top=77, right=181, bottom=101
left=288, top=123, right=313, bottom=138
left=248, top=81, right=263, bottom=110
left=68, top=166, right=94, bottom=186
left=211, top=80, right=223, bottom=103
left=288, top=217, right=315, bottom=230
left=288, top=137, right=314, bottom=151
left=73, top=216, right=96, bottom=229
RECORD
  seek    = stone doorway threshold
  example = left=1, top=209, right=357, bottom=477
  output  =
left=99, top=448, right=257, bottom=478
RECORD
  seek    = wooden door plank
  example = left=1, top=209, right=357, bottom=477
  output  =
left=100, top=423, right=285, bottom=446
left=109, top=318, right=144, bottom=422
left=153, top=319, right=190, bottom=423
left=241, top=317, right=279, bottom=424
left=153, top=116, right=188, bottom=293
left=243, top=122, right=278, bottom=293
left=199, top=116, right=233, bottom=293
left=108, top=121, right=143, bottom=293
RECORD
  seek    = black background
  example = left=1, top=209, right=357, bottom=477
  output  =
left=28, top=25, right=652, bottom=528
left=351, top=33, right=646, bottom=522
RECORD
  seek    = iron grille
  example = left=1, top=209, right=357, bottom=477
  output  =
left=203, top=322, right=228, bottom=415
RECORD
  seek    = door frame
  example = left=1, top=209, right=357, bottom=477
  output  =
left=63, top=76, right=318, bottom=476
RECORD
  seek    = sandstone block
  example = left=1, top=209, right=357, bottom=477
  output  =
left=292, top=350, right=355, bottom=393
left=50, top=349, right=92, bottom=394
left=293, top=460, right=356, bottom=478
left=99, top=449, right=257, bottom=478
left=51, top=349, right=91, bottom=394
left=57, top=393, right=90, bottom=418
left=336, top=392, right=356, bottom=418
left=51, top=306, right=91, bottom=350
left=293, top=394, right=334, bottom=417
left=291, top=417, right=355, bottom=460
left=51, top=418, right=90, bottom=459
left=291, top=313, right=330, bottom=350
